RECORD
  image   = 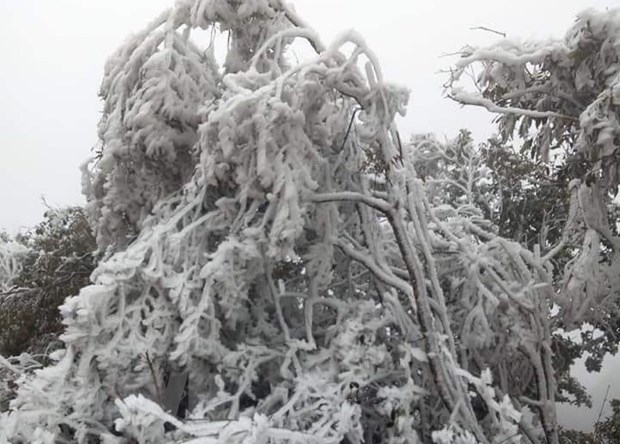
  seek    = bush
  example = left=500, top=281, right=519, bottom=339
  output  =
left=0, top=207, right=96, bottom=357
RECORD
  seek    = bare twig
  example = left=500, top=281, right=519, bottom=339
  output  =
left=144, top=352, right=163, bottom=405
left=594, top=384, right=611, bottom=433
left=470, top=26, right=506, bottom=38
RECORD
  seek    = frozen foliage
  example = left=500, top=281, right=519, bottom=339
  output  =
left=0, top=354, right=43, bottom=416
left=0, top=1, right=572, bottom=443
left=0, top=239, right=28, bottom=293
left=85, top=8, right=221, bottom=249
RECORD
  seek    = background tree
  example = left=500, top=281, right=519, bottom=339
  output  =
left=557, top=397, right=620, bottom=443
left=447, top=9, right=620, bottom=356
left=0, top=206, right=96, bottom=357
left=595, top=398, right=620, bottom=443
left=412, top=130, right=591, bottom=410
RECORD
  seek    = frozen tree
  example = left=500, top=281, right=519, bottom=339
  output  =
left=447, top=8, right=620, bottom=374
left=1, top=1, right=565, bottom=443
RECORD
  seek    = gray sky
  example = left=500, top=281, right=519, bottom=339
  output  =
left=0, top=0, right=615, bottom=431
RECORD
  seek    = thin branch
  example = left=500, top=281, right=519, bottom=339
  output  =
left=309, top=191, right=392, bottom=214
left=449, top=91, right=579, bottom=122
left=144, top=352, right=163, bottom=405
left=594, top=384, right=611, bottom=432
left=470, top=26, right=507, bottom=38
left=339, top=108, right=360, bottom=152
left=333, top=238, right=414, bottom=305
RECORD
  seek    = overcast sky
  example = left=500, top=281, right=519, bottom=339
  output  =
left=0, top=0, right=615, bottom=431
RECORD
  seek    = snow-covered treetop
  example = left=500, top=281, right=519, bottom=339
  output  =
left=447, top=8, right=620, bottom=182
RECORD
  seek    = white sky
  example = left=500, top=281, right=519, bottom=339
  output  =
left=0, top=0, right=615, bottom=431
